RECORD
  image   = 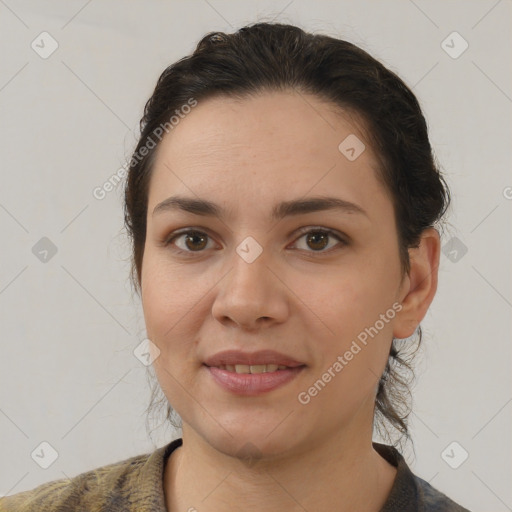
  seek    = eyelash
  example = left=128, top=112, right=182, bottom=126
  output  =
left=162, top=226, right=348, bottom=256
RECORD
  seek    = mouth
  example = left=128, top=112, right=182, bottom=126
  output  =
left=203, top=363, right=306, bottom=395
left=205, top=363, right=301, bottom=373
left=203, top=349, right=306, bottom=369
left=202, top=349, right=306, bottom=395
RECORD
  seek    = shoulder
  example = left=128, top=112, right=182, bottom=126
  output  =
left=373, top=442, right=471, bottom=512
left=414, top=475, right=471, bottom=512
left=0, top=442, right=174, bottom=512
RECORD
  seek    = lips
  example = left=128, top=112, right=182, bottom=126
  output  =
left=203, top=349, right=306, bottom=369
left=214, top=363, right=290, bottom=373
left=203, top=350, right=306, bottom=395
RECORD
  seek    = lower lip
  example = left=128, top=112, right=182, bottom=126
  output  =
left=205, top=365, right=305, bottom=395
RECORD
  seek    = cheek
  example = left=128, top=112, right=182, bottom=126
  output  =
left=141, top=253, right=217, bottom=378
left=303, top=290, right=394, bottom=420
left=141, top=255, right=195, bottom=346
left=310, top=265, right=393, bottom=334
left=302, top=258, right=397, bottom=378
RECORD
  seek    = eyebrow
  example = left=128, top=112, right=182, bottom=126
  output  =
left=152, top=195, right=368, bottom=221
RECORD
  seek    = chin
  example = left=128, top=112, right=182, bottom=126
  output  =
left=197, top=423, right=301, bottom=463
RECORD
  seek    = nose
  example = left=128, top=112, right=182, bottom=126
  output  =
left=211, top=247, right=289, bottom=331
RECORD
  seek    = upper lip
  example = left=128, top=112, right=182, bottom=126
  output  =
left=204, top=349, right=305, bottom=368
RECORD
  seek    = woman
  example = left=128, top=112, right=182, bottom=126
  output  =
left=0, top=21, right=470, bottom=512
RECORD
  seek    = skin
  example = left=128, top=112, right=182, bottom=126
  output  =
left=140, top=90, right=440, bottom=512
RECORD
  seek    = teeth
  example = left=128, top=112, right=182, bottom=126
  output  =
left=215, top=364, right=289, bottom=373
left=249, top=365, right=266, bottom=373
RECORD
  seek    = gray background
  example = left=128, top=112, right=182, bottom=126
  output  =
left=1, top=1, right=511, bottom=510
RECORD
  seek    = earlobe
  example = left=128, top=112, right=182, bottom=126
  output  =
left=392, top=228, right=441, bottom=339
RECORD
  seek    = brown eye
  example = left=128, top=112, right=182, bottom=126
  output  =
left=166, top=230, right=212, bottom=252
left=305, top=231, right=329, bottom=251
left=183, top=232, right=208, bottom=251
left=164, top=227, right=346, bottom=256
left=291, top=228, right=346, bottom=253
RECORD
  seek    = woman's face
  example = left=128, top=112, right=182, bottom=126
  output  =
left=141, top=90, right=411, bottom=458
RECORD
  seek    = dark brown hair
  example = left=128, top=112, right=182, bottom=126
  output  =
left=124, top=21, right=451, bottom=446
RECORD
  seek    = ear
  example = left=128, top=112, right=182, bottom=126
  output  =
left=393, top=227, right=441, bottom=339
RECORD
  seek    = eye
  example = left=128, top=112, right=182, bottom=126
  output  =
left=164, top=229, right=215, bottom=253
left=290, top=227, right=347, bottom=253
left=163, top=227, right=347, bottom=255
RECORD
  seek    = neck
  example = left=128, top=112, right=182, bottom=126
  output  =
left=163, top=426, right=397, bottom=512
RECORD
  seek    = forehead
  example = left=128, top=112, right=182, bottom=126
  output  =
left=155, top=91, right=376, bottom=164
left=147, top=90, right=391, bottom=221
